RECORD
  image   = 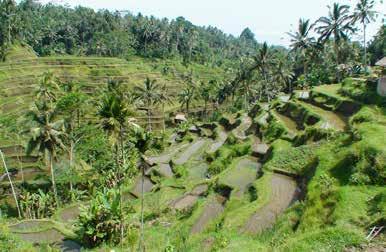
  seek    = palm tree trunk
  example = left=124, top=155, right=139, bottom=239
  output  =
left=49, top=152, right=59, bottom=206
left=363, top=22, right=367, bottom=70
left=69, top=142, right=74, bottom=195
left=147, top=108, right=152, bottom=132
left=334, top=41, right=341, bottom=82
left=0, top=150, right=21, bottom=218
left=18, top=150, right=24, bottom=183
left=162, top=103, right=166, bottom=133
left=139, top=162, right=145, bottom=251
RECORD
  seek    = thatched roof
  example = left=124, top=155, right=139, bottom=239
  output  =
left=375, top=57, right=386, bottom=67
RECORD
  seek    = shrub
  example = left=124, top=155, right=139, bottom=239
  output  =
left=76, top=188, right=122, bottom=247
left=207, top=142, right=251, bottom=175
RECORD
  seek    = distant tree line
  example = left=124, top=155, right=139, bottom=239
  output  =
left=0, top=0, right=265, bottom=66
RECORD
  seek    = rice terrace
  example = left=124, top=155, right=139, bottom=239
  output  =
left=0, top=0, right=385, bottom=251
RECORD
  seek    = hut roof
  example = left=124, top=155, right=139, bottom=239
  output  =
left=375, top=57, right=386, bottom=67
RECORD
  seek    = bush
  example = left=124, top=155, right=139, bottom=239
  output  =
left=265, top=143, right=317, bottom=175
left=76, top=188, right=123, bottom=247
left=207, top=142, right=251, bottom=175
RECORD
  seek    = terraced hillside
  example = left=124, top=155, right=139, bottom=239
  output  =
left=0, top=44, right=226, bottom=185
left=2, top=75, right=385, bottom=251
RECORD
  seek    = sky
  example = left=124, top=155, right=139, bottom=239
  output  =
left=38, top=0, right=385, bottom=47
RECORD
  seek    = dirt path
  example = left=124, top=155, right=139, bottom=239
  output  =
left=191, top=195, right=226, bottom=234
left=232, top=115, right=252, bottom=140
left=242, top=173, right=297, bottom=234
left=173, top=139, right=207, bottom=165
left=219, top=157, right=261, bottom=198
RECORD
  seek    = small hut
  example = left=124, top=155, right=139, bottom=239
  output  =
left=174, top=113, right=187, bottom=124
left=375, top=57, right=386, bottom=97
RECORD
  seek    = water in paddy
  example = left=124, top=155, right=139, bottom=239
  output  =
left=242, top=173, right=298, bottom=234
left=219, top=157, right=261, bottom=198
left=272, top=110, right=300, bottom=134
left=297, top=101, right=347, bottom=131
left=173, top=139, right=207, bottom=165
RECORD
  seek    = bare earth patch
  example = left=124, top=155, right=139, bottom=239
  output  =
left=242, top=173, right=297, bottom=234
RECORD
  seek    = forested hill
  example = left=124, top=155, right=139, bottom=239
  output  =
left=0, top=0, right=265, bottom=65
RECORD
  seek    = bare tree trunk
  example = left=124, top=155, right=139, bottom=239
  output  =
left=49, top=152, right=59, bottom=207
left=17, top=150, right=24, bottom=183
left=139, top=163, right=145, bottom=251
left=69, top=141, right=74, bottom=194
left=363, top=22, right=367, bottom=70
left=147, top=108, right=152, bottom=132
left=162, top=103, right=166, bottom=133
left=0, top=150, right=21, bottom=218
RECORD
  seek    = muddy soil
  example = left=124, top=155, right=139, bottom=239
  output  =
left=131, top=176, right=155, bottom=198
left=220, top=158, right=261, bottom=198
left=208, top=127, right=227, bottom=153
left=191, top=195, right=226, bottom=234
left=242, top=173, right=297, bottom=234
left=173, top=139, right=206, bottom=165
left=232, top=115, right=252, bottom=140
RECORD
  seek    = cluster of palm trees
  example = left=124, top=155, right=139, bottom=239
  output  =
left=288, top=0, right=377, bottom=79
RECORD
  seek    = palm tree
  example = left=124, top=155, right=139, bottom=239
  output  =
left=351, top=0, right=377, bottom=68
left=97, top=91, right=133, bottom=247
left=98, top=92, right=131, bottom=165
left=316, top=3, right=355, bottom=66
left=273, top=54, right=295, bottom=94
left=36, top=72, right=60, bottom=105
left=253, top=42, right=274, bottom=102
left=133, top=77, right=162, bottom=132
left=178, top=85, right=195, bottom=114
left=159, top=84, right=173, bottom=132
left=56, top=87, right=87, bottom=194
left=287, top=19, right=315, bottom=77
left=198, top=81, right=211, bottom=117
left=26, top=102, right=66, bottom=206
left=129, top=127, right=152, bottom=252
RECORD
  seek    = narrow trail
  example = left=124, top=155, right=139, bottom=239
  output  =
left=242, top=173, right=297, bottom=234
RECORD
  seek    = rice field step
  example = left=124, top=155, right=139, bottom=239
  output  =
left=297, top=101, right=348, bottom=131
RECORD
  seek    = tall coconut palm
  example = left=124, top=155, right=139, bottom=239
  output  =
left=97, top=91, right=133, bottom=247
left=352, top=0, right=377, bottom=67
left=287, top=19, right=315, bottom=77
left=133, top=77, right=162, bottom=132
left=159, top=84, right=173, bottom=132
left=98, top=92, right=131, bottom=165
left=129, top=126, right=152, bottom=252
left=316, top=3, right=355, bottom=66
left=36, top=72, right=60, bottom=105
left=26, top=102, right=66, bottom=206
left=253, top=42, right=274, bottom=102
left=178, top=85, right=195, bottom=114
left=198, top=81, right=211, bottom=117
left=273, top=54, right=295, bottom=94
